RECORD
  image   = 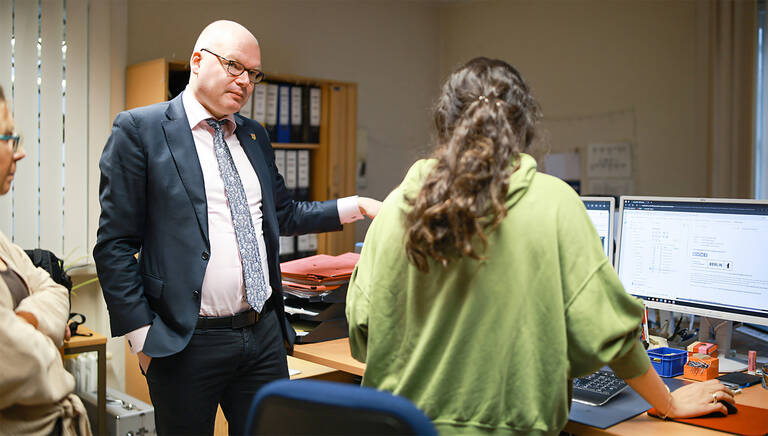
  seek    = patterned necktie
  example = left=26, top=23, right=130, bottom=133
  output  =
left=206, top=118, right=268, bottom=312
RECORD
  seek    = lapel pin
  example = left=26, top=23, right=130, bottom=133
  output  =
left=250, top=133, right=256, bottom=140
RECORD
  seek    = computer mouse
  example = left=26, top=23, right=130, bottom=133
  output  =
left=713, top=400, right=738, bottom=416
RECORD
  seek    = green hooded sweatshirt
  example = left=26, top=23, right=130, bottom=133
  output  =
left=347, top=154, right=649, bottom=435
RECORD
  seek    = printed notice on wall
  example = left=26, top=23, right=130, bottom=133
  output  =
left=587, top=143, right=632, bottom=178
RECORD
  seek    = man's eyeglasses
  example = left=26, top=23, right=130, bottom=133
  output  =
left=201, top=48, right=264, bottom=84
left=0, top=133, right=21, bottom=154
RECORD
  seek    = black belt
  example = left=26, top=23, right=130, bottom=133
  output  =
left=196, top=301, right=273, bottom=330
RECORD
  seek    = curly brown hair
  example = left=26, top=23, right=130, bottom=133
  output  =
left=404, top=57, right=540, bottom=273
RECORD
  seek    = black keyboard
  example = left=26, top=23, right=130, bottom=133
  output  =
left=572, top=370, right=629, bottom=406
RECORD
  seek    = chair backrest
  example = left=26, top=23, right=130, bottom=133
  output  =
left=245, top=379, right=438, bottom=435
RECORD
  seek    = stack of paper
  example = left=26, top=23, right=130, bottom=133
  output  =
left=280, top=252, right=359, bottom=298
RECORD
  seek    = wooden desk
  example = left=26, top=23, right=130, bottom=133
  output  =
left=62, top=325, right=107, bottom=436
left=563, top=381, right=768, bottom=435
left=292, top=338, right=365, bottom=377
left=292, top=338, right=768, bottom=435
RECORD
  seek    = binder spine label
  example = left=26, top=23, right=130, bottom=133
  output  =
left=291, top=87, right=302, bottom=126
left=274, top=149, right=286, bottom=177
left=265, top=84, right=279, bottom=125
left=285, top=150, right=298, bottom=190
left=298, top=234, right=318, bottom=251
left=310, top=88, right=321, bottom=127
left=239, top=91, right=254, bottom=119
left=279, top=86, right=290, bottom=126
left=297, top=150, right=310, bottom=189
left=252, top=83, right=267, bottom=124
left=279, top=236, right=296, bottom=255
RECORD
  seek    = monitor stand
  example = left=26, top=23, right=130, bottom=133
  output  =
left=718, top=356, right=748, bottom=373
left=698, top=317, right=748, bottom=373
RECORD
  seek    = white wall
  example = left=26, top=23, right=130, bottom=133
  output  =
left=437, top=0, right=708, bottom=196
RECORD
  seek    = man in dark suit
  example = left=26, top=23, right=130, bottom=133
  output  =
left=94, top=20, right=379, bottom=434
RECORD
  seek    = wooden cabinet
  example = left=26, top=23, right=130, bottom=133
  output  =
left=125, top=58, right=357, bottom=255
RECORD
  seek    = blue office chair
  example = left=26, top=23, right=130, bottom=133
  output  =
left=245, top=379, right=438, bottom=435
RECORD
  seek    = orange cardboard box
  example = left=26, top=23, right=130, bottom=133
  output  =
left=683, top=355, right=719, bottom=381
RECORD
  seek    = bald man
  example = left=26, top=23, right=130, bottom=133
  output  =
left=94, top=21, right=379, bottom=434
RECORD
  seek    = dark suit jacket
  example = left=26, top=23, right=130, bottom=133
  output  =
left=93, top=93, right=341, bottom=357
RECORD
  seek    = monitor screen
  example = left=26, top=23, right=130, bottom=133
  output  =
left=581, top=197, right=614, bottom=259
left=616, top=197, right=768, bottom=326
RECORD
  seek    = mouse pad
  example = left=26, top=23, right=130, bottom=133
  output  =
left=568, top=378, right=688, bottom=429
left=647, top=403, right=768, bottom=436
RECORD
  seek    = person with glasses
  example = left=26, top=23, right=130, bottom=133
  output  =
left=0, top=85, right=91, bottom=435
left=94, top=20, right=381, bottom=435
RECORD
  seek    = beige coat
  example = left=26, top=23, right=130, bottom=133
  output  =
left=0, top=232, right=90, bottom=436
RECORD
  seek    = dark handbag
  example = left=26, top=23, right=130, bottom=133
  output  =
left=24, top=248, right=73, bottom=292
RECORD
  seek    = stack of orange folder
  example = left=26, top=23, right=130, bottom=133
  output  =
left=280, top=252, right=360, bottom=297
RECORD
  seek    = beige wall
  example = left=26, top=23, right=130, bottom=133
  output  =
left=437, top=0, right=708, bottom=196
left=126, top=0, right=713, bottom=211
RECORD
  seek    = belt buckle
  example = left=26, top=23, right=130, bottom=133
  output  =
left=232, top=310, right=256, bottom=329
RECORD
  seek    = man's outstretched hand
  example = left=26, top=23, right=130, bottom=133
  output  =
left=358, top=197, right=382, bottom=219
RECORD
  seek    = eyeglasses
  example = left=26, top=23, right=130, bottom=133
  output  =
left=201, top=48, right=264, bottom=84
left=0, top=133, right=21, bottom=154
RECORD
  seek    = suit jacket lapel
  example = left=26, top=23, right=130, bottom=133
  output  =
left=162, top=94, right=209, bottom=244
left=234, top=116, right=277, bottom=245
left=235, top=116, right=273, bottom=203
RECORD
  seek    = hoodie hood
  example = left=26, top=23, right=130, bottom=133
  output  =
left=396, top=152, right=538, bottom=212
left=505, top=152, right=537, bottom=209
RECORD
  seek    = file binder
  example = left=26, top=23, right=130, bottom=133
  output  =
left=297, top=149, right=310, bottom=201
left=279, top=235, right=296, bottom=262
left=290, top=85, right=304, bottom=143
left=277, top=84, right=291, bottom=143
left=297, top=234, right=318, bottom=259
left=239, top=90, right=254, bottom=119
left=265, top=82, right=279, bottom=140
left=308, top=86, right=321, bottom=143
left=252, top=82, right=267, bottom=126
left=274, top=149, right=286, bottom=180
left=301, top=86, right=311, bottom=143
left=284, top=150, right=298, bottom=198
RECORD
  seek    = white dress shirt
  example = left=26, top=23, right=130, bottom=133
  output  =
left=125, top=89, right=362, bottom=354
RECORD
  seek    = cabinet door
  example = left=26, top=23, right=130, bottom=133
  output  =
left=126, top=59, right=168, bottom=110
left=314, top=83, right=357, bottom=255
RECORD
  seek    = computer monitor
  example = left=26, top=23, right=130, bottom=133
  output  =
left=615, top=197, right=768, bottom=328
left=581, top=197, right=615, bottom=260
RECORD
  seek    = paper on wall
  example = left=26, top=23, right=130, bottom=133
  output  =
left=587, top=143, right=631, bottom=178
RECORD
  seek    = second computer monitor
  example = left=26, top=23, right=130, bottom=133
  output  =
left=581, top=196, right=615, bottom=260
left=615, top=196, right=768, bottom=327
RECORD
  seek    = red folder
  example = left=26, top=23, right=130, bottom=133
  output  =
left=280, top=253, right=360, bottom=284
left=648, top=404, right=768, bottom=435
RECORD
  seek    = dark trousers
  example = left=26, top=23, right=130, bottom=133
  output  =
left=144, top=309, right=288, bottom=435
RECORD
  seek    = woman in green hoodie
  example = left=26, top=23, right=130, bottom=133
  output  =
left=346, top=57, right=734, bottom=435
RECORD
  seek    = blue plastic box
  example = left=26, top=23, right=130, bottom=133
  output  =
left=647, top=347, right=687, bottom=377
